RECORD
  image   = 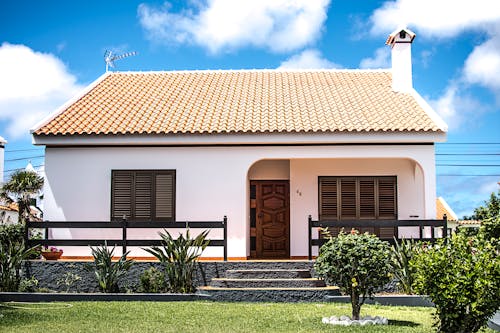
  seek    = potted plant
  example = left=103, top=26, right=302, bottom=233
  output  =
left=41, top=246, right=63, bottom=260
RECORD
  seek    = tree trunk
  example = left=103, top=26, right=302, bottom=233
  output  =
left=351, top=289, right=361, bottom=320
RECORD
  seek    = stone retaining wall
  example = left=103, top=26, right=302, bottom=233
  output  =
left=22, top=260, right=316, bottom=293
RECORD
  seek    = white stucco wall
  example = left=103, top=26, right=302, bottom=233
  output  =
left=43, top=144, right=436, bottom=258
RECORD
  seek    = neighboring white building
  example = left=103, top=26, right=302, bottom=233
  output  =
left=31, top=28, right=447, bottom=259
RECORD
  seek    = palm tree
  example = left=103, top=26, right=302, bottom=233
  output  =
left=0, top=170, right=44, bottom=224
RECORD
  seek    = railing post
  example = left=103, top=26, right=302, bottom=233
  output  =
left=223, top=216, right=228, bottom=261
left=122, top=216, right=127, bottom=256
left=308, top=215, right=312, bottom=261
left=443, top=214, right=448, bottom=239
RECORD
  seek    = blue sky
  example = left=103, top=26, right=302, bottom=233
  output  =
left=0, top=0, right=499, bottom=217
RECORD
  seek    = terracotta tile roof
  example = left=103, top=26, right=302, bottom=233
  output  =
left=33, top=70, right=444, bottom=136
left=436, top=197, right=458, bottom=221
left=0, top=202, right=18, bottom=212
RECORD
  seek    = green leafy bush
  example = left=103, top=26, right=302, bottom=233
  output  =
left=0, top=224, right=24, bottom=246
left=89, top=242, right=134, bottom=293
left=144, top=229, right=209, bottom=293
left=314, top=229, right=392, bottom=320
left=18, top=276, right=39, bottom=292
left=412, top=233, right=500, bottom=333
left=139, top=267, right=168, bottom=293
left=390, top=238, right=420, bottom=294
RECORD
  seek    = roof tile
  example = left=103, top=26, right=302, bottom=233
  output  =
left=33, top=70, right=444, bottom=136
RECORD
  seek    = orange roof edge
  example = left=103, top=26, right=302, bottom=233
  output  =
left=436, top=196, right=458, bottom=221
left=30, top=71, right=112, bottom=134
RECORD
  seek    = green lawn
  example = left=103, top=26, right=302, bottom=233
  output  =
left=0, top=301, right=495, bottom=333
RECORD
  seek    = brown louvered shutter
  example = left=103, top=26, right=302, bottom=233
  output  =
left=378, top=177, right=397, bottom=219
left=155, top=172, right=174, bottom=220
left=319, top=178, right=338, bottom=220
left=134, top=172, right=152, bottom=220
left=111, top=171, right=133, bottom=220
left=339, top=178, right=356, bottom=219
left=359, top=178, right=376, bottom=219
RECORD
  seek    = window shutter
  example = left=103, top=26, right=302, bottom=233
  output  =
left=155, top=173, right=174, bottom=219
left=378, top=177, right=397, bottom=219
left=134, top=172, right=152, bottom=220
left=359, top=179, right=376, bottom=219
left=340, top=178, right=356, bottom=219
left=319, top=178, right=338, bottom=220
left=111, top=171, right=133, bottom=220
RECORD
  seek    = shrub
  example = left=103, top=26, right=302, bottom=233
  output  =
left=0, top=241, right=38, bottom=291
left=144, top=229, right=209, bottom=293
left=0, top=224, right=24, bottom=246
left=412, top=233, right=500, bottom=333
left=18, top=276, right=39, bottom=292
left=139, top=267, right=168, bottom=293
left=390, top=238, right=420, bottom=294
left=89, top=242, right=134, bottom=293
left=314, top=229, right=392, bottom=320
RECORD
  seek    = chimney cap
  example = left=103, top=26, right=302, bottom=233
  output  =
left=386, top=27, right=416, bottom=46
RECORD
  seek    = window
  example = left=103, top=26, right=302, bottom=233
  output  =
left=319, top=176, right=397, bottom=220
left=111, top=170, right=175, bottom=221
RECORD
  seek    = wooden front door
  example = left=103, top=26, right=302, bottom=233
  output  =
left=251, top=180, right=290, bottom=259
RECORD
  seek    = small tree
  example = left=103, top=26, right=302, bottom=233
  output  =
left=412, top=233, right=500, bottom=333
left=0, top=170, right=43, bottom=224
left=314, top=229, right=392, bottom=320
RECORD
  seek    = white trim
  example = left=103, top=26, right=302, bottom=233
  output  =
left=411, top=89, right=448, bottom=132
left=437, top=196, right=458, bottom=220
left=30, top=72, right=112, bottom=134
left=32, top=131, right=446, bottom=146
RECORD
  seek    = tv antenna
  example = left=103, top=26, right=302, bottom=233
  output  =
left=104, top=50, right=137, bottom=72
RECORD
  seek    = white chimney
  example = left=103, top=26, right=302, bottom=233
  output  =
left=386, top=27, right=416, bottom=93
left=0, top=136, right=6, bottom=183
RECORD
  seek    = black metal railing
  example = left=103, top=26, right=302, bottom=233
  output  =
left=308, top=215, right=448, bottom=260
left=25, top=216, right=228, bottom=261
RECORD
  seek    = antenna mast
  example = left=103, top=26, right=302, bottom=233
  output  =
left=104, top=50, right=137, bottom=72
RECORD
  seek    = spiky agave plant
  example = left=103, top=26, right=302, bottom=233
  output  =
left=90, top=242, right=134, bottom=293
left=390, top=238, right=420, bottom=294
left=144, top=229, right=209, bottom=293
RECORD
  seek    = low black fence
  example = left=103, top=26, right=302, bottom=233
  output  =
left=308, top=216, right=448, bottom=260
left=25, top=216, right=228, bottom=261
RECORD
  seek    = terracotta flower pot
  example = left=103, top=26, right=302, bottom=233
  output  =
left=41, top=251, right=63, bottom=260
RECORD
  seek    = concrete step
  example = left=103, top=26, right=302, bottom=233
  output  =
left=210, top=278, right=326, bottom=288
left=225, top=269, right=311, bottom=279
left=198, top=286, right=340, bottom=302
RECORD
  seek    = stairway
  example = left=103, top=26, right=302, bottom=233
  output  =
left=198, top=263, right=339, bottom=302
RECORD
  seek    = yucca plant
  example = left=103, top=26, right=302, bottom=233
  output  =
left=390, top=238, right=420, bottom=294
left=144, top=229, right=209, bottom=293
left=0, top=241, right=38, bottom=291
left=89, top=242, right=134, bottom=293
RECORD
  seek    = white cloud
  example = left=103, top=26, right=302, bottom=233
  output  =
left=369, top=0, right=500, bottom=130
left=370, top=0, right=500, bottom=38
left=463, top=34, right=500, bottom=91
left=359, top=47, right=390, bottom=69
left=0, top=43, right=83, bottom=139
left=278, top=49, right=340, bottom=69
left=428, top=83, right=490, bottom=130
left=138, top=0, right=331, bottom=53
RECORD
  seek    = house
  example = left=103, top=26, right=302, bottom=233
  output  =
left=0, top=202, right=19, bottom=224
left=436, top=196, right=481, bottom=232
left=31, top=28, right=447, bottom=259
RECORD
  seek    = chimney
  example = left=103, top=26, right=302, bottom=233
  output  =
left=386, top=27, right=416, bottom=93
left=0, top=136, right=6, bottom=183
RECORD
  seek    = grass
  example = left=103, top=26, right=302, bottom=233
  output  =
left=0, top=301, right=496, bottom=333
